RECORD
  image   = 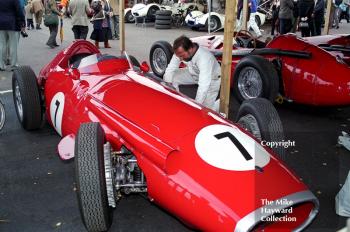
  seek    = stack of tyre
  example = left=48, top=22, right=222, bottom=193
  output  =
left=155, top=10, right=172, bottom=29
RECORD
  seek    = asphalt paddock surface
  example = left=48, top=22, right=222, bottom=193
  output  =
left=1, top=87, right=350, bottom=231
left=1, top=21, right=350, bottom=231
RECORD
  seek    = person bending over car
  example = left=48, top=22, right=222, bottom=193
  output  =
left=164, top=35, right=221, bottom=111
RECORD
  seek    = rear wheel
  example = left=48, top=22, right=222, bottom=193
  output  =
left=125, top=11, right=135, bottom=23
left=147, top=6, right=160, bottom=17
left=12, top=66, right=42, bottom=130
left=236, top=98, right=286, bottom=160
left=206, top=16, right=221, bottom=31
left=233, top=55, right=279, bottom=103
left=75, top=122, right=113, bottom=231
left=149, top=41, right=173, bottom=77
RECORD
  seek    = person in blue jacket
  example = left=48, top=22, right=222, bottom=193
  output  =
left=0, top=0, right=25, bottom=71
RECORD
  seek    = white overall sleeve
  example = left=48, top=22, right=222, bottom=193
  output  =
left=163, top=55, right=181, bottom=83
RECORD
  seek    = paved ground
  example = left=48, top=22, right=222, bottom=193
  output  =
left=0, top=19, right=350, bottom=231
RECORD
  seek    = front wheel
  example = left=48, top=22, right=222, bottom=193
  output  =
left=236, top=98, right=286, bottom=160
left=149, top=41, right=173, bottom=77
left=12, top=66, right=43, bottom=130
left=75, top=122, right=113, bottom=231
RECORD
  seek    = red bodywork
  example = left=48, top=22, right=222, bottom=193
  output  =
left=191, top=34, right=350, bottom=106
left=38, top=40, right=318, bottom=231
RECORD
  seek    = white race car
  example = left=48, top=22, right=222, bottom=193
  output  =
left=124, top=2, right=205, bottom=23
left=124, top=3, right=161, bottom=23
left=161, top=2, right=205, bottom=15
left=185, top=10, right=266, bottom=32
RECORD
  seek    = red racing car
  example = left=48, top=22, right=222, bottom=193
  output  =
left=150, top=33, right=350, bottom=106
left=13, top=40, right=318, bottom=231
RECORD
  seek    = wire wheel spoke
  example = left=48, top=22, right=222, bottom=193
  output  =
left=14, top=81, right=23, bottom=122
left=152, top=48, right=167, bottom=74
left=238, top=67, right=262, bottom=99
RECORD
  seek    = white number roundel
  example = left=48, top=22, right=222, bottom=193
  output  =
left=49, top=92, right=65, bottom=136
left=194, top=124, right=270, bottom=171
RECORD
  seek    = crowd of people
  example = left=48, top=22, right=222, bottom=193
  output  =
left=0, top=0, right=120, bottom=71
left=271, top=0, right=350, bottom=37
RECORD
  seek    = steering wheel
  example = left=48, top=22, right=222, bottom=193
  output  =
left=234, top=30, right=257, bottom=48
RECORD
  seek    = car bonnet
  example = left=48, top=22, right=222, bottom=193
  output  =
left=164, top=123, right=319, bottom=231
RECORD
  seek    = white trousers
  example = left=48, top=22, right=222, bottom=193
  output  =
left=171, top=68, right=221, bottom=111
left=248, top=13, right=262, bottom=37
left=0, top=31, right=19, bottom=69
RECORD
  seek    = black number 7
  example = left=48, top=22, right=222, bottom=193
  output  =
left=215, top=132, right=253, bottom=161
left=54, top=100, right=60, bottom=127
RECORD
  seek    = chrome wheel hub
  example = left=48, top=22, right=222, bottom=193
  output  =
left=104, top=142, right=116, bottom=208
left=237, top=67, right=263, bottom=99
left=152, top=48, right=168, bottom=75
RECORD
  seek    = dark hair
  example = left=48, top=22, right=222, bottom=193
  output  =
left=173, top=35, right=194, bottom=51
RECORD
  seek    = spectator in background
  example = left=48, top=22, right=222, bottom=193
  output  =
left=248, top=0, right=262, bottom=37
left=32, top=0, right=44, bottom=29
left=60, top=0, right=70, bottom=17
left=312, top=0, right=325, bottom=35
left=235, top=0, right=244, bottom=32
left=339, top=0, right=349, bottom=23
left=291, top=0, right=299, bottom=32
left=109, top=0, right=119, bottom=40
left=45, top=0, right=62, bottom=48
left=345, top=0, right=350, bottom=22
left=297, top=0, right=314, bottom=37
left=19, top=0, right=27, bottom=11
left=0, top=0, right=25, bottom=71
left=90, top=0, right=113, bottom=48
left=271, top=0, right=280, bottom=35
left=69, top=0, right=91, bottom=40
left=279, top=0, right=294, bottom=34
left=330, top=0, right=341, bottom=28
left=25, top=0, right=35, bottom=30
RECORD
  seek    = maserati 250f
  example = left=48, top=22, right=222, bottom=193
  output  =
left=13, top=40, right=318, bottom=231
left=150, top=33, right=350, bottom=106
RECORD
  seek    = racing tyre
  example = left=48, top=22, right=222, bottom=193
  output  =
left=155, top=19, right=172, bottom=25
left=233, top=55, right=279, bottom=103
left=236, top=98, right=286, bottom=160
left=129, top=55, right=140, bottom=67
left=125, top=11, right=135, bottom=23
left=205, top=16, right=221, bottom=31
left=155, top=10, right=172, bottom=16
left=156, top=15, right=172, bottom=20
left=149, top=41, right=173, bottom=77
left=75, top=122, right=112, bottom=232
left=155, top=24, right=171, bottom=29
left=12, top=66, right=42, bottom=130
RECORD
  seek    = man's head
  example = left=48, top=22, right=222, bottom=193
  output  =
left=173, top=35, right=196, bottom=62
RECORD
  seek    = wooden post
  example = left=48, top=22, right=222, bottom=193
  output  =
left=323, top=0, right=332, bottom=35
left=208, top=0, right=211, bottom=34
left=119, top=0, right=125, bottom=54
left=219, top=0, right=236, bottom=116
left=242, top=0, right=248, bottom=30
